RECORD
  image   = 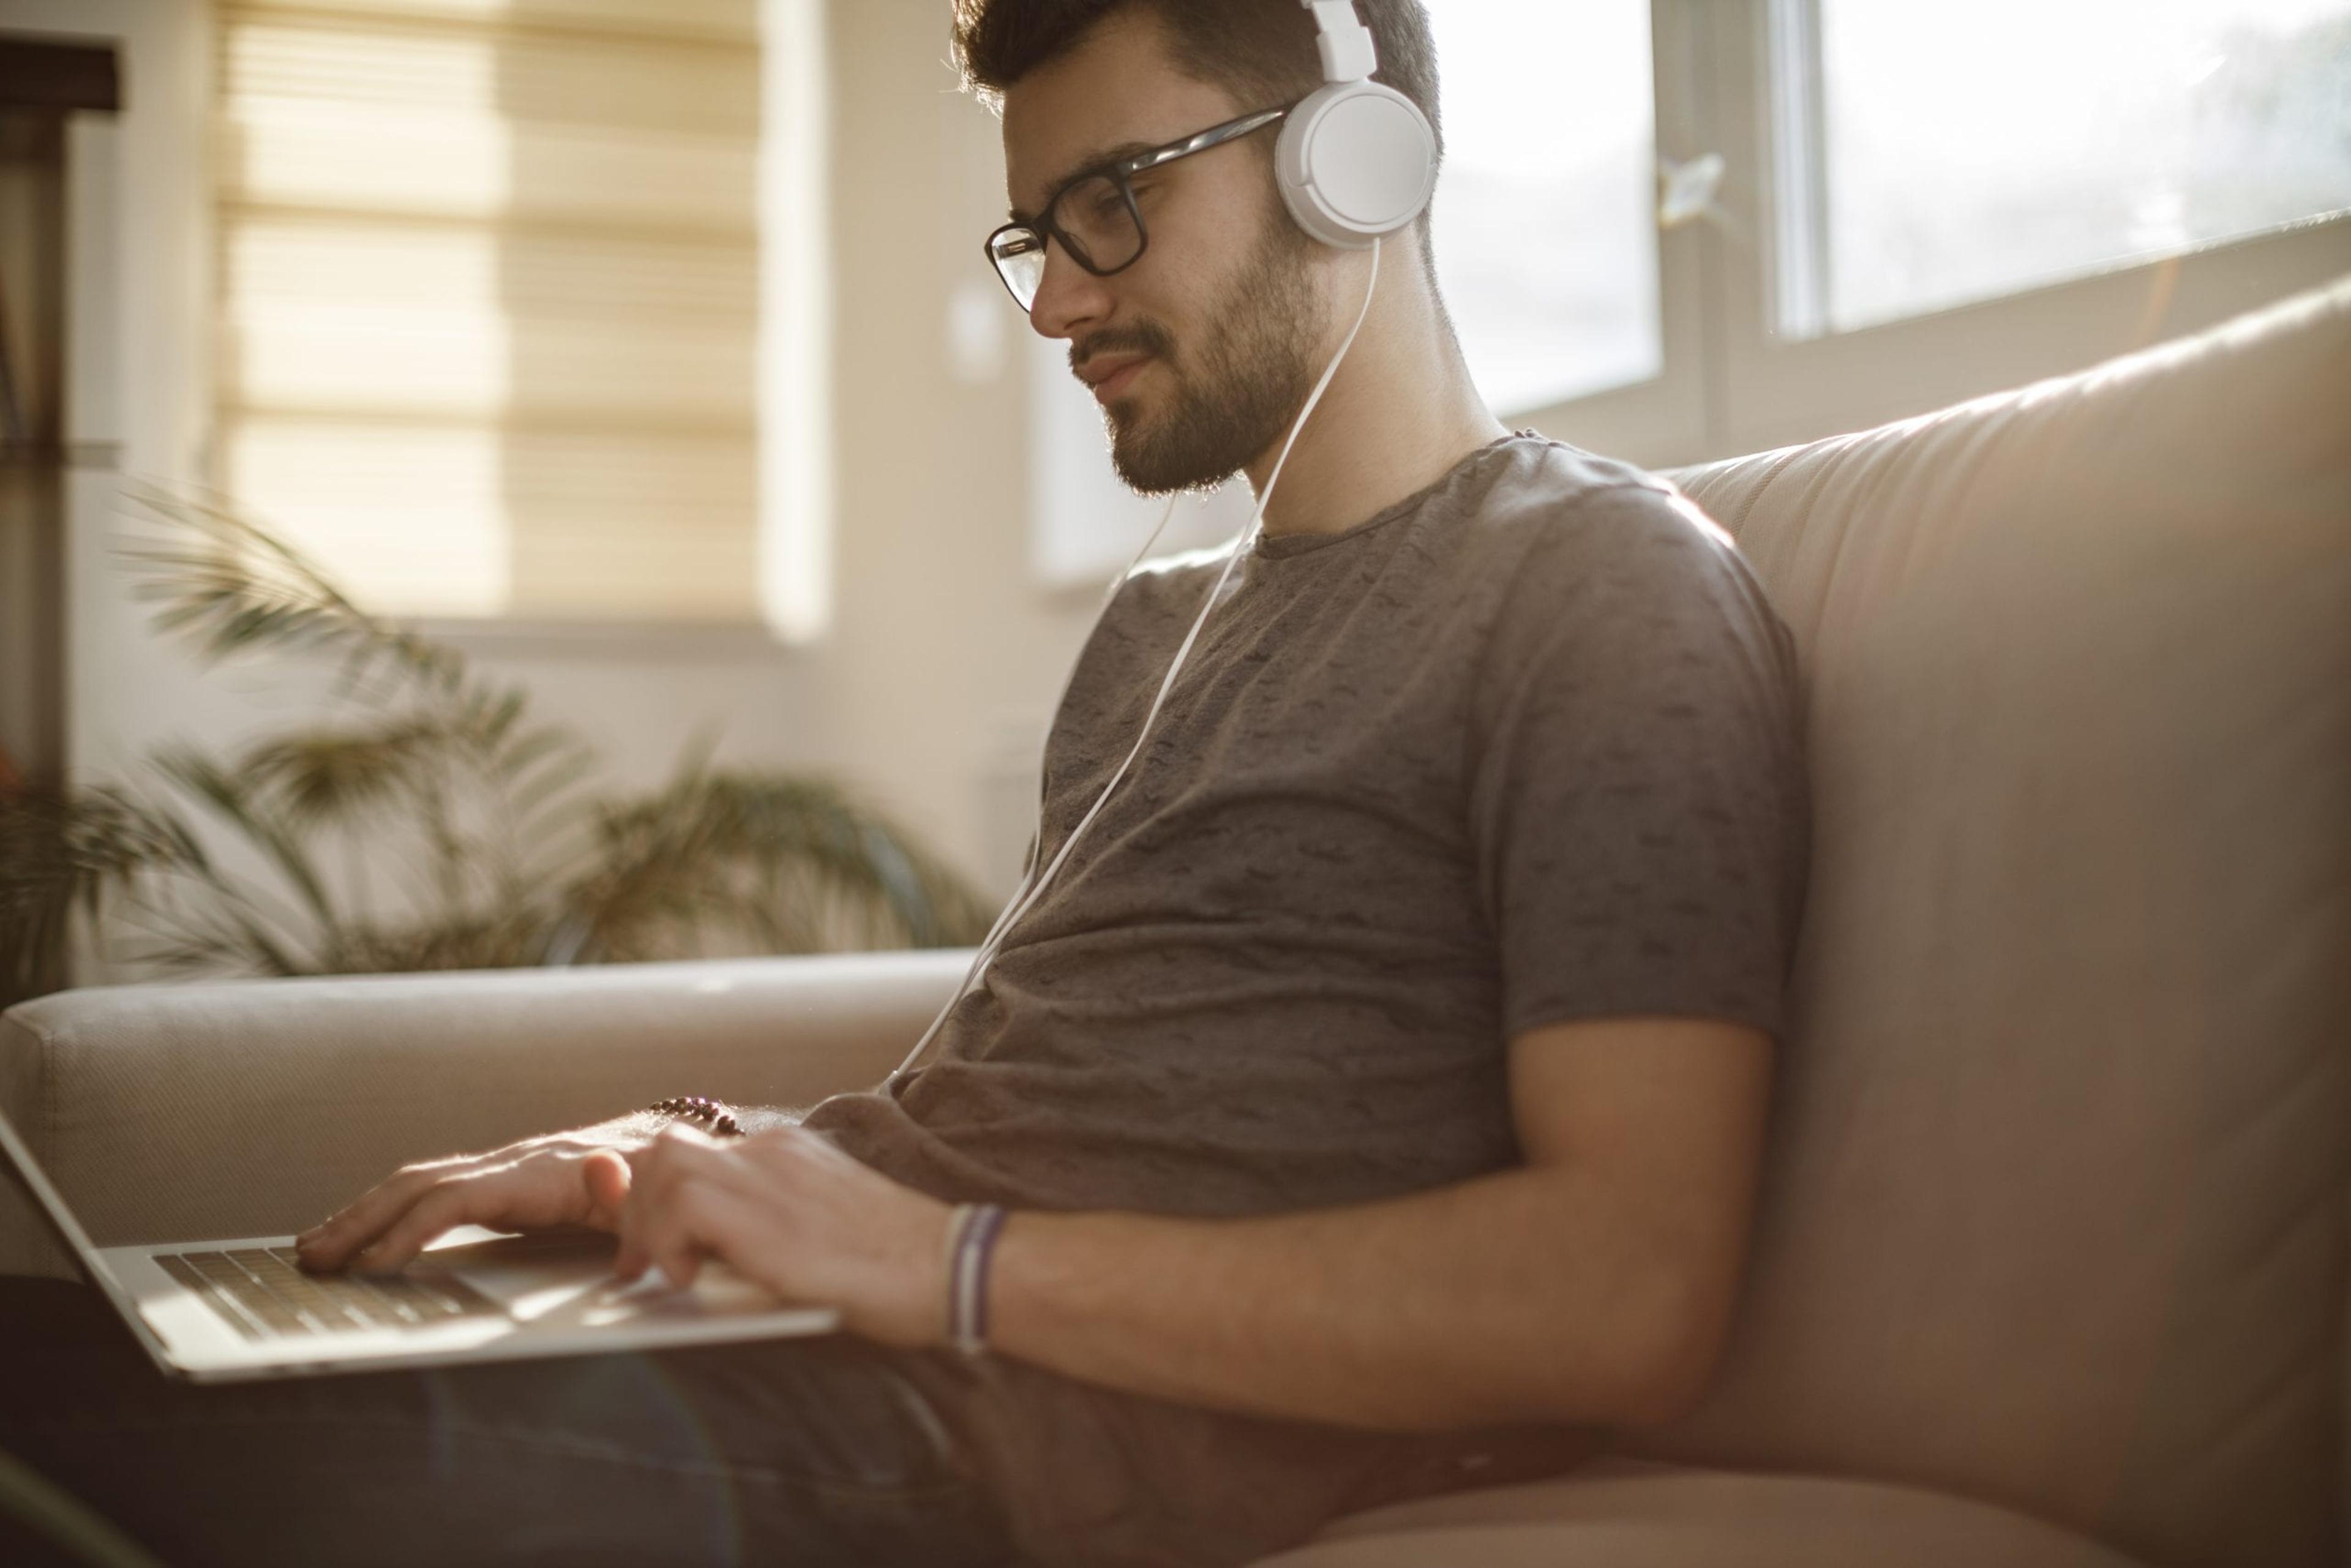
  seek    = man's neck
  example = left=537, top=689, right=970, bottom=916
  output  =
left=1240, top=264, right=1511, bottom=540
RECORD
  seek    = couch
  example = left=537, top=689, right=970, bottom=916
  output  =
left=5, top=271, right=2347, bottom=1567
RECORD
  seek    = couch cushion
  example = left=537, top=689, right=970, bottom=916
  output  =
left=1618, top=274, right=2351, bottom=1568
left=1259, top=1458, right=2146, bottom=1567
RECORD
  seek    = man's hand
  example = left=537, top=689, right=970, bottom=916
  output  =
left=294, top=1120, right=656, bottom=1275
left=614, top=1124, right=954, bottom=1349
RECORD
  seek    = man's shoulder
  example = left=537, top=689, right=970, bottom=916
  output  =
left=1452, top=437, right=1733, bottom=576
left=1455, top=438, right=1798, bottom=674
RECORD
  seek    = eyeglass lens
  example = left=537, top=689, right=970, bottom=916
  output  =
left=989, top=230, right=1048, bottom=310
left=990, top=173, right=1144, bottom=310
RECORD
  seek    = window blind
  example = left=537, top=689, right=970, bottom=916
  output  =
left=214, top=0, right=766, bottom=621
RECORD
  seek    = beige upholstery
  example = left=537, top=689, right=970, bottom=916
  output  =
left=1634, top=271, right=2351, bottom=1568
left=1259, top=1456, right=2147, bottom=1567
left=4, top=274, right=2346, bottom=1567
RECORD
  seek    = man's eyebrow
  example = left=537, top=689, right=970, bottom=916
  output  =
left=1008, top=140, right=1157, bottom=223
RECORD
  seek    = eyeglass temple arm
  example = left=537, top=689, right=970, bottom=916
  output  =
left=1122, top=108, right=1289, bottom=176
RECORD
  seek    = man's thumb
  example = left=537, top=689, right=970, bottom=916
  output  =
left=582, top=1149, right=632, bottom=1221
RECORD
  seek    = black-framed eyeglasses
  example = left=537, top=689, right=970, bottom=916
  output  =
left=983, top=106, right=1289, bottom=312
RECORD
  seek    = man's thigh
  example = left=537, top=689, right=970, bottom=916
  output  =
left=0, top=1277, right=1014, bottom=1568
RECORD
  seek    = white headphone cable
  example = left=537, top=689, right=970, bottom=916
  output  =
left=888, top=236, right=1384, bottom=1086
left=887, top=487, right=1185, bottom=1060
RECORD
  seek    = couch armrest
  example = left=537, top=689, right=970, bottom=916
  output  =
left=0, top=950, right=975, bottom=1278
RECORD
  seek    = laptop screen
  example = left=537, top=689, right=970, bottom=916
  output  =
left=0, top=1099, right=107, bottom=1285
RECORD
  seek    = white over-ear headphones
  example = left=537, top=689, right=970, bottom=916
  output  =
left=1275, top=0, right=1438, bottom=249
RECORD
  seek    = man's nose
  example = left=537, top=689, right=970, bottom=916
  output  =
left=1026, top=239, right=1114, bottom=340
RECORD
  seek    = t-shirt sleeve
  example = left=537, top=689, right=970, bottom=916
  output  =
left=1466, top=481, right=1812, bottom=1045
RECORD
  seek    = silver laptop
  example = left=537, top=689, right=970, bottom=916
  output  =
left=0, top=1105, right=839, bottom=1382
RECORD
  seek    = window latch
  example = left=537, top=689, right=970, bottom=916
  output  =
left=1657, top=152, right=1727, bottom=230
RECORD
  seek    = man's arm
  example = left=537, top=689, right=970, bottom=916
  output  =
left=601, top=1013, right=1774, bottom=1434
left=980, top=1013, right=1775, bottom=1432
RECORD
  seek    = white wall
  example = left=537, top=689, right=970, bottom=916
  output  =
left=816, top=0, right=1110, bottom=898
left=1, top=0, right=1121, bottom=981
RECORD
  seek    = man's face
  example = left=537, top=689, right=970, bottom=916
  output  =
left=1000, top=12, right=1329, bottom=493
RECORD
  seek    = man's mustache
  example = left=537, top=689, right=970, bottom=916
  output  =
left=1071, top=319, right=1177, bottom=377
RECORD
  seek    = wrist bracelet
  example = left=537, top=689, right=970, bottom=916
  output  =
left=943, top=1202, right=1008, bottom=1358
left=647, top=1095, right=744, bottom=1139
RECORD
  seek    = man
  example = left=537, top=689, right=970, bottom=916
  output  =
left=0, top=2, right=1809, bottom=1564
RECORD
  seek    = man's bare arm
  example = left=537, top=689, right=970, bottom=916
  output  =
left=986, top=1015, right=1775, bottom=1432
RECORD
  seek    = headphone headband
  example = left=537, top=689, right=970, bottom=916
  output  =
left=1305, top=0, right=1378, bottom=81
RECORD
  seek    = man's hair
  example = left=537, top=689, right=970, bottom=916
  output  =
left=951, top=0, right=1445, bottom=280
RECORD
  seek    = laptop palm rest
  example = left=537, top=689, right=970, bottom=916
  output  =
left=116, top=1223, right=841, bottom=1381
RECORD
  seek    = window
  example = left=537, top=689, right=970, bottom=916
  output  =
left=212, top=0, right=828, bottom=634
left=1787, top=0, right=2351, bottom=336
left=1722, top=0, right=2351, bottom=455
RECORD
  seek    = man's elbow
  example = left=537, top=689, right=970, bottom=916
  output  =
left=1506, top=1251, right=1741, bottom=1431
left=1605, top=1266, right=1742, bottom=1430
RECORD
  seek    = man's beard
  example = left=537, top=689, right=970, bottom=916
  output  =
left=1084, top=217, right=1327, bottom=495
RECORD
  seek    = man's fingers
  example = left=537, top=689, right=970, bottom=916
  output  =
left=582, top=1149, right=631, bottom=1225
left=614, top=1132, right=746, bottom=1282
left=298, top=1162, right=467, bottom=1270
left=297, top=1168, right=431, bottom=1254
left=638, top=1179, right=769, bottom=1294
left=347, top=1174, right=498, bottom=1274
left=613, top=1151, right=689, bottom=1281
left=618, top=1126, right=725, bottom=1244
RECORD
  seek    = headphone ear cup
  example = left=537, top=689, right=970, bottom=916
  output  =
left=1275, top=79, right=1438, bottom=249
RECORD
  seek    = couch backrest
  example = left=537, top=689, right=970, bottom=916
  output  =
left=1635, top=274, right=2351, bottom=1568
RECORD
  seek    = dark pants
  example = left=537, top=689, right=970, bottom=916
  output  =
left=0, top=1278, right=1560, bottom=1568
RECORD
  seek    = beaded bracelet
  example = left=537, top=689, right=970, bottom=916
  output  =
left=943, top=1202, right=1008, bottom=1358
left=646, top=1095, right=744, bottom=1139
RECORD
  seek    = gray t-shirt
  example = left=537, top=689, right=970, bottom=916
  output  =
left=803, top=431, right=1810, bottom=1218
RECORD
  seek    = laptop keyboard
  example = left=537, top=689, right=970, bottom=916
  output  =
left=156, top=1247, right=503, bottom=1341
